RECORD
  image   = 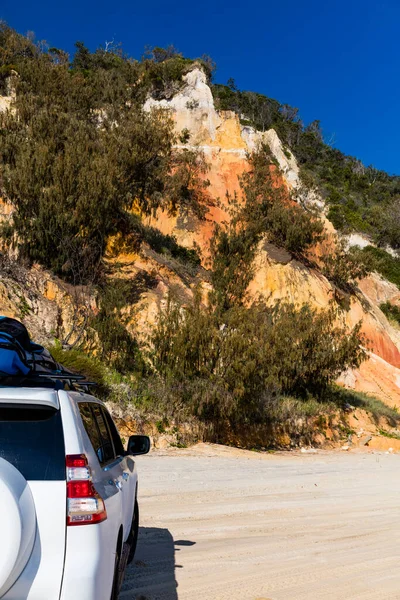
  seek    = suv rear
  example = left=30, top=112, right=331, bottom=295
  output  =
left=0, top=386, right=150, bottom=600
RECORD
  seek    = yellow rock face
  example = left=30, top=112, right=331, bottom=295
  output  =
left=213, top=112, right=247, bottom=150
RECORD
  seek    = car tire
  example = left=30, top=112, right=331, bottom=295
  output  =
left=127, top=501, right=139, bottom=564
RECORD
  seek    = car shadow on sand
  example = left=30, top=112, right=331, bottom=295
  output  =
left=120, top=527, right=195, bottom=600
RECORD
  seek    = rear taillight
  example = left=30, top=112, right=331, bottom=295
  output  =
left=66, top=454, right=107, bottom=526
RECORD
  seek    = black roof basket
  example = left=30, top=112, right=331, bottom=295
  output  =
left=0, top=370, right=97, bottom=393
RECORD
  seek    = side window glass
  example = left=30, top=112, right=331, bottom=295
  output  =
left=91, top=404, right=115, bottom=464
left=102, top=408, right=124, bottom=457
left=78, top=403, right=104, bottom=464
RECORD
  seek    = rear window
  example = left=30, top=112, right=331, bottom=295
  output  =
left=0, top=403, right=66, bottom=481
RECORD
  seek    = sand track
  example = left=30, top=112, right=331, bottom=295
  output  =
left=121, top=444, right=400, bottom=600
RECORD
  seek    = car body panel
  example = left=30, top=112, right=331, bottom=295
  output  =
left=60, top=518, right=117, bottom=600
left=60, top=392, right=125, bottom=600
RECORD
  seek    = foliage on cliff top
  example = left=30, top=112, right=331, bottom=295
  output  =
left=0, top=24, right=211, bottom=282
left=212, top=79, right=400, bottom=245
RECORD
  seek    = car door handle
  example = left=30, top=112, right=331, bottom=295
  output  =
left=110, top=479, right=122, bottom=490
left=122, top=472, right=129, bottom=481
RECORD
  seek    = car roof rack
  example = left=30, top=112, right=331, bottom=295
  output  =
left=0, top=370, right=97, bottom=393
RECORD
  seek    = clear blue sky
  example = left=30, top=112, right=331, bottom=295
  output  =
left=1, top=0, right=399, bottom=173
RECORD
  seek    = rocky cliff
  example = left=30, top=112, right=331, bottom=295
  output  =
left=1, top=65, right=400, bottom=409
left=141, top=66, right=400, bottom=407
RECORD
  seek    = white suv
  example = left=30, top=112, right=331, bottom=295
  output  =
left=0, top=385, right=150, bottom=600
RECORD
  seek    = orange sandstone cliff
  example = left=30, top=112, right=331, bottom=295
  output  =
left=142, top=66, right=400, bottom=406
left=1, top=65, right=400, bottom=408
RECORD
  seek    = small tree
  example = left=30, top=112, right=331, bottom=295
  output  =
left=375, top=198, right=400, bottom=250
left=321, top=238, right=371, bottom=292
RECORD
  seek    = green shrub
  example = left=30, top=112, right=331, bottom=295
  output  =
left=142, top=227, right=201, bottom=267
left=0, top=60, right=175, bottom=280
left=321, top=239, right=371, bottom=291
left=264, top=200, right=324, bottom=256
left=378, top=428, right=400, bottom=440
left=209, top=147, right=325, bottom=312
left=355, top=246, right=400, bottom=288
left=150, top=290, right=366, bottom=424
left=327, top=204, right=374, bottom=234
left=330, top=387, right=400, bottom=426
left=51, top=344, right=108, bottom=389
left=374, top=199, right=400, bottom=250
left=380, top=301, right=400, bottom=325
left=89, top=280, right=146, bottom=375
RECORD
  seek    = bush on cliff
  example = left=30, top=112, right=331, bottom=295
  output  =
left=353, top=246, right=400, bottom=289
left=0, top=25, right=211, bottom=283
left=209, top=146, right=325, bottom=313
left=150, top=289, right=366, bottom=424
left=320, top=239, right=371, bottom=292
left=238, top=147, right=325, bottom=255
left=380, top=301, right=400, bottom=327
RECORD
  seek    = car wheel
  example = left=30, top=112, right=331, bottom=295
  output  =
left=127, top=501, right=139, bottom=564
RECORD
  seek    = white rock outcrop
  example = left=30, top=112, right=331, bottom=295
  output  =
left=0, top=70, right=19, bottom=114
left=0, top=95, right=12, bottom=113
left=144, top=66, right=306, bottom=195
left=144, top=67, right=221, bottom=144
left=241, top=126, right=300, bottom=188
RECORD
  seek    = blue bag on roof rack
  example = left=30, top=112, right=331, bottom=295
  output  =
left=0, top=316, right=61, bottom=376
left=0, top=336, right=30, bottom=375
left=0, top=316, right=96, bottom=390
left=0, top=316, right=43, bottom=353
left=0, top=316, right=40, bottom=376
